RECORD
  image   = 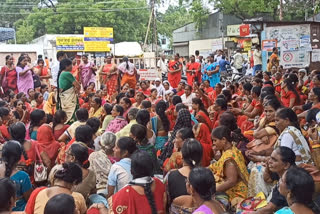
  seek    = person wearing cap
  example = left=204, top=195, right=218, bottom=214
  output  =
left=152, top=78, right=165, bottom=98
left=186, top=55, right=201, bottom=86
left=168, top=53, right=182, bottom=88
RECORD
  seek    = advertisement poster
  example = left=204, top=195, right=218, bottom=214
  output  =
left=84, top=27, right=113, bottom=52
left=282, top=40, right=299, bottom=51
left=262, top=40, right=277, bottom=51
left=280, top=51, right=310, bottom=69
left=312, top=49, right=320, bottom=62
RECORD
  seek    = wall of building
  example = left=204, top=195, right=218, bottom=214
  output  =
left=0, top=44, right=42, bottom=65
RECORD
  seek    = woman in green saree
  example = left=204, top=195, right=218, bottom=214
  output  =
left=57, top=58, right=81, bottom=124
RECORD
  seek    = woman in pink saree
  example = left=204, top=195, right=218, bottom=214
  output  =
left=16, top=55, right=34, bottom=98
left=79, top=55, right=97, bottom=89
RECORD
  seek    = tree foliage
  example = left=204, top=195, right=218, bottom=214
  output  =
left=212, top=0, right=279, bottom=20
left=13, top=0, right=150, bottom=44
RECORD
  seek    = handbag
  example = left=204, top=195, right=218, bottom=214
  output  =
left=34, top=145, right=48, bottom=182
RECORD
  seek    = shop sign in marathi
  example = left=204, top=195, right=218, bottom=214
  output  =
left=56, top=37, right=84, bottom=51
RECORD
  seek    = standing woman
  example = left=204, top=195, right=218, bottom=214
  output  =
left=168, top=53, right=182, bottom=88
left=99, top=56, right=118, bottom=96
left=16, top=55, right=34, bottom=97
left=71, top=57, right=80, bottom=82
left=79, top=55, right=97, bottom=89
left=118, top=57, right=137, bottom=89
left=0, top=55, right=18, bottom=93
left=57, top=58, right=81, bottom=124
left=34, top=58, right=51, bottom=86
left=151, top=100, right=170, bottom=151
left=0, top=141, right=33, bottom=211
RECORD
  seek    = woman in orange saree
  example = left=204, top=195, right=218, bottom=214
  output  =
left=99, top=56, right=118, bottom=97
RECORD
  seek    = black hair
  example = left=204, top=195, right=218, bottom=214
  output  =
left=130, top=124, right=148, bottom=145
left=57, top=58, right=72, bottom=108
left=141, top=100, right=152, bottom=109
left=92, top=97, right=102, bottom=107
left=276, top=108, right=300, bottom=130
left=172, top=95, right=182, bottom=106
left=54, top=162, right=82, bottom=184
left=312, top=87, right=320, bottom=102
left=136, top=109, right=150, bottom=127
left=41, top=84, right=48, bottom=90
left=177, top=127, right=194, bottom=140
left=264, top=98, right=282, bottom=111
left=276, top=146, right=296, bottom=166
left=29, top=109, right=46, bottom=136
left=221, top=90, right=232, bottom=103
left=75, top=125, right=93, bottom=146
left=243, top=82, right=253, bottom=93
left=86, top=117, right=100, bottom=134
left=284, top=167, right=314, bottom=206
left=84, top=93, right=95, bottom=103
left=69, top=143, right=90, bottom=169
left=34, top=92, right=41, bottom=101
left=251, top=86, right=262, bottom=97
left=103, top=103, right=113, bottom=115
left=283, top=78, right=301, bottom=104
left=192, top=98, right=209, bottom=116
left=37, top=58, right=44, bottom=64
left=0, top=178, right=16, bottom=212
left=16, top=55, right=26, bottom=67
left=0, top=101, right=7, bottom=108
left=46, top=114, right=53, bottom=124
left=189, top=167, right=216, bottom=201
left=215, top=98, right=227, bottom=110
left=150, top=88, right=157, bottom=94
left=195, top=50, right=199, bottom=56
left=155, top=100, right=170, bottom=132
left=253, top=78, right=263, bottom=86
left=121, top=97, right=132, bottom=109
left=181, top=139, right=203, bottom=168
left=9, top=122, right=28, bottom=161
left=306, top=108, right=320, bottom=123
left=127, top=108, right=139, bottom=121
left=117, top=137, right=137, bottom=157
left=0, top=107, right=10, bottom=117
left=56, top=51, right=65, bottom=60
left=185, top=84, right=192, bottom=91
left=211, top=126, right=232, bottom=142
left=261, top=86, right=275, bottom=95
left=114, top=104, right=124, bottom=116
left=130, top=150, right=156, bottom=214
left=75, top=108, right=89, bottom=122
left=273, top=47, right=277, bottom=52
left=13, top=99, right=23, bottom=108
left=2, top=141, right=22, bottom=177
left=53, top=110, right=67, bottom=130
left=116, top=92, right=126, bottom=104
left=175, top=103, right=188, bottom=113
left=44, top=193, right=76, bottom=214
left=219, top=111, right=237, bottom=131
left=288, top=73, right=299, bottom=84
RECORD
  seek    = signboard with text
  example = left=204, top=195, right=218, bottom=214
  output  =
left=83, top=27, right=113, bottom=52
left=227, top=25, right=240, bottom=36
left=56, top=37, right=84, bottom=51
left=138, top=69, right=158, bottom=80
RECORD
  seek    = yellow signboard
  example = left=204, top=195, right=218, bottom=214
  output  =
left=84, top=41, right=110, bottom=52
left=84, top=27, right=113, bottom=38
left=56, top=37, right=84, bottom=51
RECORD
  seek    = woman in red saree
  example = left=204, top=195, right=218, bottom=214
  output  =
left=193, top=123, right=213, bottom=167
left=192, top=97, right=212, bottom=130
left=71, top=57, right=80, bottom=82
left=99, top=56, right=118, bottom=97
left=36, top=124, right=61, bottom=168
left=168, top=54, right=182, bottom=89
left=0, top=55, right=18, bottom=93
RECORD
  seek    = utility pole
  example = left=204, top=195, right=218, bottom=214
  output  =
left=153, top=0, right=157, bottom=56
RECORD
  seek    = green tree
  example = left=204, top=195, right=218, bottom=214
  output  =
left=14, top=0, right=150, bottom=43
left=282, top=0, right=313, bottom=21
left=212, top=0, right=279, bottom=20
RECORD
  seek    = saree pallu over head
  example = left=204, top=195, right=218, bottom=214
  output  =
left=57, top=87, right=78, bottom=124
left=194, top=123, right=213, bottom=167
left=209, top=146, right=249, bottom=201
left=196, top=111, right=212, bottom=131
left=36, top=124, right=61, bottom=164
